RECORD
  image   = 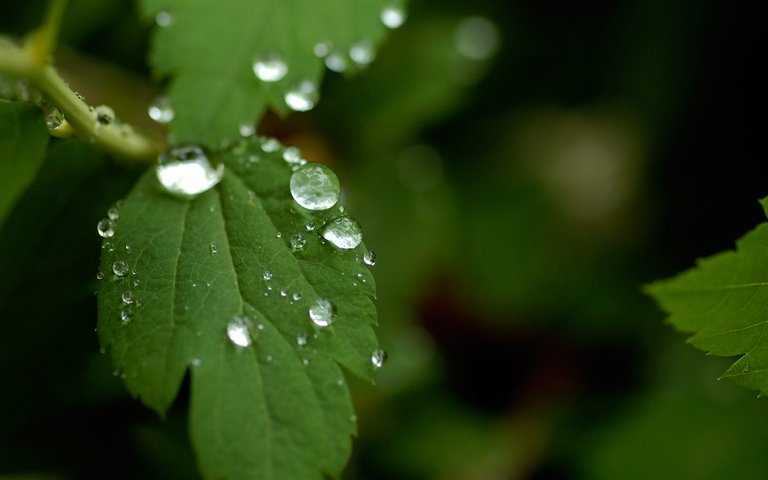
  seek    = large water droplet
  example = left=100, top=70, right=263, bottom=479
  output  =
left=291, top=233, right=307, bottom=250
left=290, top=163, right=340, bottom=210
left=309, top=298, right=334, bottom=327
left=156, top=145, right=224, bottom=198
left=113, top=260, right=128, bottom=277
left=363, top=250, right=377, bottom=266
left=155, top=11, right=173, bottom=27
left=97, top=218, right=115, bottom=238
left=148, top=96, right=174, bottom=124
left=252, top=52, right=288, bottom=82
left=349, top=40, right=375, bottom=66
left=381, top=4, right=406, bottom=29
left=285, top=80, right=318, bottom=112
left=320, top=216, right=363, bottom=249
left=227, top=314, right=252, bottom=347
left=371, top=349, right=387, bottom=368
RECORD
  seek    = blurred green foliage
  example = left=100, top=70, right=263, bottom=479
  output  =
left=1, top=0, right=766, bottom=478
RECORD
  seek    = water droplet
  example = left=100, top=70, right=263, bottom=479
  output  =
left=252, top=52, right=288, bottom=82
left=93, top=105, right=114, bottom=125
left=371, top=349, right=387, bottom=368
left=381, top=4, right=406, bottom=29
left=265, top=354, right=273, bottom=363
left=290, top=163, right=341, bottom=210
left=209, top=242, right=218, bottom=254
left=282, top=146, right=303, bottom=163
left=155, top=10, right=173, bottom=27
left=324, top=52, right=348, bottom=72
left=122, top=290, right=134, bottom=304
left=112, top=260, right=128, bottom=277
left=133, top=278, right=140, bottom=287
left=349, top=40, right=375, bottom=65
left=96, top=271, right=104, bottom=280
left=309, top=298, right=334, bottom=327
left=280, top=289, right=288, bottom=298
left=263, top=270, right=273, bottom=281
left=455, top=16, right=499, bottom=61
left=313, top=42, right=331, bottom=57
left=227, top=314, right=252, bottom=347
left=261, top=138, right=281, bottom=152
left=156, top=145, right=224, bottom=198
left=120, top=306, right=133, bottom=322
left=285, top=80, right=318, bottom=112
left=305, top=221, right=317, bottom=232
left=97, top=218, right=115, bottom=238
left=45, top=107, right=64, bottom=130
left=292, top=292, right=302, bottom=302
left=302, top=357, right=310, bottom=366
left=336, top=378, right=344, bottom=386
left=363, top=250, right=377, bottom=266
left=296, top=331, right=308, bottom=347
left=107, top=206, right=120, bottom=221
left=290, top=233, right=307, bottom=251
left=744, top=365, right=751, bottom=373
left=191, top=357, right=202, bottom=366
left=238, top=121, right=256, bottom=137
left=320, top=216, right=363, bottom=249
left=148, top=96, right=174, bottom=123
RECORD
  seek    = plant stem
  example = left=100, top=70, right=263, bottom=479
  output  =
left=0, top=40, right=163, bottom=164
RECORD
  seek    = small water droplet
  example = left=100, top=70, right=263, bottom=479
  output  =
left=363, top=250, right=377, bottom=266
left=285, top=80, right=318, bottom=112
left=292, top=292, right=302, bottom=302
left=93, top=105, right=115, bottom=126
left=252, top=52, right=288, bottom=82
left=309, top=298, right=334, bottom=327
left=148, top=96, right=174, bottom=123
left=261, top=138, right=281, bottom=152
left=227, top=314, right=252, bottom=347
left=122, top=290, right=134, bottom=304
left=305, top=221, right=317, bottom=232
left=156, top=145, right=224, bottom=198
left=96, top=271, right=104, bottom=280
left=45, top=107, right=65, bottom=130
left=290, top=163, right=341, bottom=210
left=238, top=121, right=256, bottom=137
left=320, top=216, right=363, bottom=249
left=263, top=270, right=273, bottom=281
left=381, top=4, right=406, bottom=29
left=97, top=218, right=115, bottom=238
left=107, top=207, right=120, bottom=222
left=744, top=365, right=751, bottom=373
left=280, top=289, right=288, bottom=298
left=265, top=354, right=273, bottom=363
left=191, top=357, right=202, bottom=366
left=324, top=52, right=348, bottom=72
left=276, top=232, right=283, bottom=239
left=120, top=306, right=133, bottom=322
left=112, top=260, right=128, bottom=277
left=209, top=242, right=218, bottom=254
left=290, top=233, right=307, bottom=251
left=296, top=331, right=308, bottom=347
left=349, top=40, right=375, bottom=65
left=302, top=357, right=310, bottom=366
left=133, top=278, right=140, bottom=287
left=371, top=349, right=387, bottom=368
left=155, top=10, right=173, bottom=27
left=336, top=378, right=344, bottom=386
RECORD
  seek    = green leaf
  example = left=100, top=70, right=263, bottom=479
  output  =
left=97, top=138, right=378, bottom=480
left=0, top=100, right=49, bottom=227
left=140, top=0, right=402, bottom=147
left=647, top=198, right=768, bottom=395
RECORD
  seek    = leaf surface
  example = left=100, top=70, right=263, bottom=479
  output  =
left=140, top=0, right=401, bottom=146
left=97, top=137, right=378, bottom=480
left=647, top=198, right=768, bottom=394
left=0, top=100, right=49, bottom=227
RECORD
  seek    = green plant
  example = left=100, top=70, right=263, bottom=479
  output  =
left=0, top=1, right=403, bottom=478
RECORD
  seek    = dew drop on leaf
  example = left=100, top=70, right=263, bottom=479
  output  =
left=262, top=270, right=273, bottom=281
left=284, top=80, right=318, bottom=112
left=122, top=290, right=134, bottom=304
left=227, top=314, right=252, bottom=347
left=380, top=4, right=406, bottom=29
left=349, top=40, right=375, bottom=66
left=325, top=52, right=348, bottom=72
left=313, top=41, right=331, bottom=58
left=371, top=349, right=387, bottom=368
left=112, top=260, right=129, bottom=277
left=320, top=216, right=363, bottom=250
left=155, top=11, right=173, bottom=27
left=261, top=137, right=281, bottom=152
left=292, top=292, right=302, bottom=302
left=238, top=121, right=255, bottom=137
left=209, top=242, right=218, bottom=254
left=156, top=145, right=224, bottom=198
left=296, top=331, right=308, bottom=347
left=97, top=218, right=115, bottom=238
left=363, top=250, right=377, bottom=266
left=309, top=298, right=334, bottom=328
left=148, top=96, right=175, bottom=124
left=252, top=52, right=288, bottom=82
left=290, top=233, right=307, bottom=251
left=45, top=107, right=64, bottom=129
left=121, top=306, right=133, bottom=322
left=290, top=163, right=341, bottom=210
left=93, top=105, right=115, bottom=126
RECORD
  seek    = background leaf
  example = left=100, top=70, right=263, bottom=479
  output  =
left=140, top=0, right=400, bottom=147
left=647, top=198, right=768, bottom=395
left=97, top=138, right=378, bottom=479
left=0, top=100, right=49, bottom=228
